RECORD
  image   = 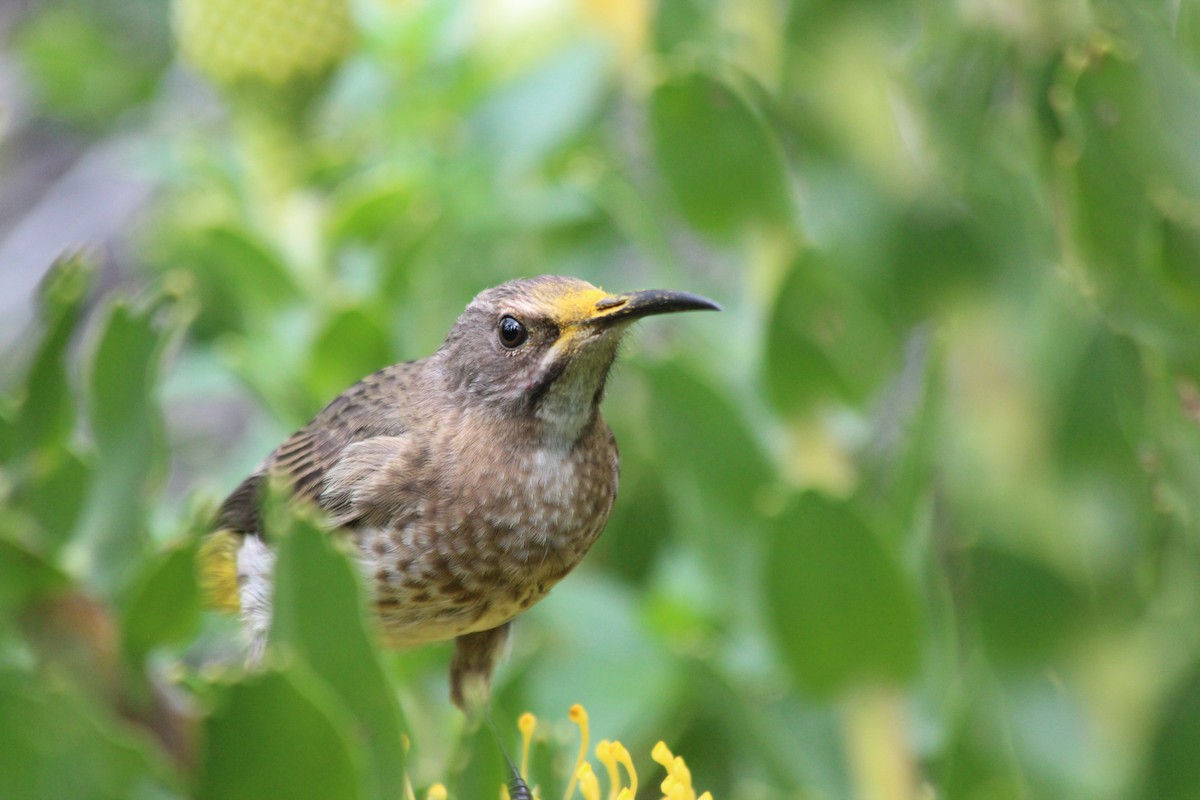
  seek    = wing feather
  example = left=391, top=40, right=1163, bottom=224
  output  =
left=214, top=362, right=420, bottom=536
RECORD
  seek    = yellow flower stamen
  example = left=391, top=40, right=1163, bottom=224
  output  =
left=519, top=712, right=537, bottom=782
left=595, top=739, right=637, bottom=800
left=578, top=762, right=601, bottom=800
left=426, top=783, right=448, bottom=800
left=651, top=742, right=707, bottom=800
left=595, top=741, right=620, bottom=800
left=563, top=704, right=590, bottom=800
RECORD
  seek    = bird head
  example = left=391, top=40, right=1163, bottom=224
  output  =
left=436, top=275, right=720, bottom=445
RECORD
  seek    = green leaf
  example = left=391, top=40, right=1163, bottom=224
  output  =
left=12, top=446, right=92, bottom=557
left=1053, top=327, right=1146, bottom=474
left=591, top=457, right=672, bottom=585
left=967, top=545, right=1087, bottom=666
left=171, top=225, right=300, bottom=337
left=766, top=492, right=921, bottom=695
left=0, top=669, right=168, bottom=800
left=76, top=295, right=182, bottom=592
left=196, top=669, right=363, bottom=800
left=886, top=199, right=997, bottom=321
left=120, top=537, right=201, bottom=660
left=471, top=42, right=610, bottom=175
left=765, top=251, right=898, bottom=413
left=641, top=361, right=772, bottom=517
left=327, top=176, right=412, bottom=245
left=0, top=538, right=70, bottom=619
left=1141, top=662, right=1200, bottom=800
left=650, top=71, right=792, bottom=237
left=11, top=254, right=94, bottom=461
left=652, top=0, right=714, bottom=55
left=307, top=308, right=394, bottom=406
left=271, top=515, right=407, bottom=800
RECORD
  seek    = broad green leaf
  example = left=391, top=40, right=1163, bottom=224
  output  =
left=120, top=537, right=201, bottom=660
left=967, top=545, right=1087, bottom=666
left=766, top=492, right=920, bottom=695
left=271, top=515, right=406, bottom=800
left=765, top=251, right=898, bottom=413
left=591, top=456, right=672, bottom=585
left=0, top=538, right=70, bottom=618
left=171, top=225, right=299, bottom=337
left=0, top=669, right=168, bottom=800
left=14, top=6, right=166, bottom=130
left=1053, top=326, right=1146, bottom=474
left=470, top=42, right=610, bottom=175
left=641, top=361, right=772, bottom=517
left=76, top=295, right=181, bottom=592
left=650, top=72, right=792, bottom=237
left=935, top=697, right=1025, bottom=800
left=12, top=446, right=92, bottom=556
left=652, top=0, right=713, bottom=55
left=307, top=307, right=394, bottom=406
left=1141, top=663, right=1200, bottom=800
left=196, top=669, right=363, bottom=800
left=886, top=199, right=998, bottom=322
left=12, top=254, right=93, bottom=460
left=327, top=176, right=412, bottom=244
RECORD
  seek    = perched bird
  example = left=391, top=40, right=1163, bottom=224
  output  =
left=201, top=275, right=720, bottom=710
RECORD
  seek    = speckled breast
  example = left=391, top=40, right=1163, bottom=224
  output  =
left=354, top=421, right=619, bottom=647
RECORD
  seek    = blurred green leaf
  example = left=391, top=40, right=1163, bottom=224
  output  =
left=887, top=200, right=997, bottom=321
left=271, top=515, right=407, bottom=800
left=968, top=545, right=1087, bottom=666
left=13, top=446, right=92, bottom=556
left=1158, top=213, right=1200, bottom=312
left=765, top=251, right=898, bottom=413
left=1141, top=662, right=1200, bottom=800
left=196, top=669, right=363, bottom=800
left=11, top=254, right=93, bottom=461
left=767, top=492, right=921, bottom=695
left=77, top=295, right=182, bottom=592
left=652, top=0, right=713, bottom=55
left=642, top=361, right=772, bottom=517
left=592, top=459, right=671, bottom=585
left=0, top=669, right=167, bottom=800
left=471, top=42, right=610, bottom=175
left=1054, top=326, right=1146, bottom=473
left=14, top=5, right=166, bottom=129
left=170, top=226, right=300, bottom=337
left=120, top=537, right=201, bottom=661
left=936, top=702, right=1025, bottom=800
left=307, top=308, right=394, bottom=405
left=650, top=71, right=792, bottom=236
left=327, top=176, right=412, bottom=245
left=0, top=538, right=70, bottom=618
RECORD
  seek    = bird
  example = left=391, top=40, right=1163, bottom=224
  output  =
left=200, top=275, right=720, bottom=711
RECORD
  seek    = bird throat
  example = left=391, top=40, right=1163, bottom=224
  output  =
left=532, top=338, right=618, bottom=447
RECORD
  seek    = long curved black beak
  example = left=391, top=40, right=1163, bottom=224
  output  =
left=588, top=288, right=722, bottom=325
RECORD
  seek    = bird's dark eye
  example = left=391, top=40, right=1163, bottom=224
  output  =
left=498, top=315, right=528, bottom=349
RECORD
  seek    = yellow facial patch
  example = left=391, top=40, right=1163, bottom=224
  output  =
left=532, top=283, right=639, bottom=339
left=538, top=284, right=614, bottom=326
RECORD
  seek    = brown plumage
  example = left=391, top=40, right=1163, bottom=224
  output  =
left=204, top=275, right=720, bottom=710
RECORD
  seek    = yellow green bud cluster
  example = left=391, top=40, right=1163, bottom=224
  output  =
left=173, top=0, right=355, bottom=88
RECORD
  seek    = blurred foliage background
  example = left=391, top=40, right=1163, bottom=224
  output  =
left=3, top=0, right=1200, bottom=798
